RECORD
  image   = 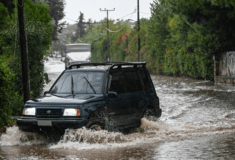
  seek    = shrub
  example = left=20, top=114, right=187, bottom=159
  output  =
left=0, top=55, right=22, bottom=127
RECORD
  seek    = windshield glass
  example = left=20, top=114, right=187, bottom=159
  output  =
left=50, top=71, right=104, bottom=94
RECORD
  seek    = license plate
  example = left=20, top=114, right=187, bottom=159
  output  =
left=37, top=121, right=52, bottom=126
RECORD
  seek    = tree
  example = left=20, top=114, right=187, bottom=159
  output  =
left=76, top=12, right=86, bottom=39
left=0, top=0, right=53, bottom=121
left=47, top=0, right=66, bottom=40
left=0, top=0, right=15, bottom=17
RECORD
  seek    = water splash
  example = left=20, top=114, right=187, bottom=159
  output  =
left=1, top=118, right=235, bottom=149
left=60, top=127, right=128, bottom=144
left=50, top=127, right=139, bottom=150
left=0, top=126, right=46, bottom=146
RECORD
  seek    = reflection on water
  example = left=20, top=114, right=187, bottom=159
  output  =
left=1, top=75, right=235, bottom=159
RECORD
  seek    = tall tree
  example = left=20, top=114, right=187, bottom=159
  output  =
left=76, top=11, right=86, bottom=39
left=47, top=0, right=66, bottom=40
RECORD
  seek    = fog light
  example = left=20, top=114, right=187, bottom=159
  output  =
left=63, top=109, right=80, bottom=116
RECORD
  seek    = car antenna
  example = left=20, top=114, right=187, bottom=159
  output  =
left=71, top=75, right=74, bottom=97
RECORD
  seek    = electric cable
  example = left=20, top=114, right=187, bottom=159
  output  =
left=113, top=0, right=133, bottom=13
left=64, top=18, right=77, bottom=22
left=105, top=10, right=135, bottom=33
left=106, top=0, right=120, bottom=9
left=117, top=9, right=136, bottom=20
left=140, top=11, right=151, bottom=15
left=113, top=0, right=135, bottom=18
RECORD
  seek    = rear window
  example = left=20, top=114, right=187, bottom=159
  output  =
left=109, top=71, right=126, bottom=94
left=123, top=71, right=142, bottom=93
left=109, top=70, right=143, bottom=94
left=139, top=70, right=152, bottom=91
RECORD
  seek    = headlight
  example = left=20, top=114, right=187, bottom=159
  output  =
left=63, top=109, right=80, bottom=116
left=22, top=108, right=36, bottom=116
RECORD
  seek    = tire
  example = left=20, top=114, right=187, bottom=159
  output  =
left=86, top=111, right=118, bottom=132
left=143, top=107, right=159, bottom=121
left=86, top=119, right=105, bottom=131
left=89, top=124, right=103, bottom=131
left=86, top=113, right=105, bottom=127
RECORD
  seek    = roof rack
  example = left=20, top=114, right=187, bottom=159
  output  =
left=67, top=63, right=111, bottom=69
left=67, top=62, right=146, bottom=70
left=110, top=62, right=146, bottom=69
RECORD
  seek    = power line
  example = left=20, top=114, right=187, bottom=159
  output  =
left=113, top=0, right=133, bottom=14
left=114, top=0, right=136, bottom=18
left=106, top=10, right=135, bottom=33
left=140, top=11, right=151, bottom=15
left=116, top=9, right=136, bottom=20
left=64, top=18, right=77, bottom=22
left=106, top=0, right=120, bottom=8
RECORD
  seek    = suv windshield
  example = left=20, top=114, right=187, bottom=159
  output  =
left=50, top=71, right=104, bottom=94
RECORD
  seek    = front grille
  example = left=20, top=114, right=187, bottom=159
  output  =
left=37, top=109, right=62, bottom=117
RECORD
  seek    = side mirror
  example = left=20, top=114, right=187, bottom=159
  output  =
left=108, top=91, right=118, bottom=98
left=44, top=91, right=49, bottom=96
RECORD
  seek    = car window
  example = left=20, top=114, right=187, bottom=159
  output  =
left=73, top=72, right=103, bottom=94
left=123, top=71, right=142, bottom=93
left=139, top=70, right=152, bottom=91
left=51, top=72, right=71, bottom=94
left=109, top=71, right=126, bottom=94
left=51, top=71, right=104, bottom=94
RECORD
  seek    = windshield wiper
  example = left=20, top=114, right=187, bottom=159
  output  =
left=71, top=75, right=74, bottom=97
left=83, top=77, right=96, bottom=94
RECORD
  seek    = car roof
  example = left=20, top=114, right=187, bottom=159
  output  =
left=66, top=62, right=146, bottom=71
left=65, top=68, right=107, bottom=72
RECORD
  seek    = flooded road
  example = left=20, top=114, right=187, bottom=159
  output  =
left=1, top=58, right=235, bottom=160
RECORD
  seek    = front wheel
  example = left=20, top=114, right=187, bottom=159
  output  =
left=89, top=124, right=103, bottom=131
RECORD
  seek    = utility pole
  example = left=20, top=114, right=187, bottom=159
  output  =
left=100, top=8, right=115, bottom=62
left=18, top=0, right=31, bottom=103
left=137, top=0, right=140, bottom=62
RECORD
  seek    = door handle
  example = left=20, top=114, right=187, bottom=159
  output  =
left=109, top=112, right=115, bottom=115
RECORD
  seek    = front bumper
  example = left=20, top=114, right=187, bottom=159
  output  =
left=17, top=117, right=88, bottom=132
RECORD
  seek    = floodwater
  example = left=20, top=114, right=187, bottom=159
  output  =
left=1, top=58, right=235, bottom=160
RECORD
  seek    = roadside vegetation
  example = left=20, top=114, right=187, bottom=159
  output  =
left=0, top=0, right=55, bottom=128
left=70, top=0, right=235, bottom=80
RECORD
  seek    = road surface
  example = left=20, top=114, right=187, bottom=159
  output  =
left=1, top=58, right=235, bottom=160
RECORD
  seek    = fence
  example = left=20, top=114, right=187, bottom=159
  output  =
left=214, top=51, right=235, bottom=85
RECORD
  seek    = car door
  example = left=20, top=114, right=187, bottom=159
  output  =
left=139, top=68, right=155, bottom=103
left=122, top=69, right=147, bottom=124
left=107, top=70, right=131, bottom=127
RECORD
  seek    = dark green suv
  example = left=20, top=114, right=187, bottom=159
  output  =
left=17, top=62, right=161, bottom=133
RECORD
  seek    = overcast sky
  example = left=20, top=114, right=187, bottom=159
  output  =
left=63, top=0, right=154, bottom=24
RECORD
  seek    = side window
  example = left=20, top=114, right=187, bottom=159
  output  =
left=109, top=71, right=126, bottom=94
left=123, top=71, right=142, bottom=93
left=139, top=70, right=152, bottom=91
